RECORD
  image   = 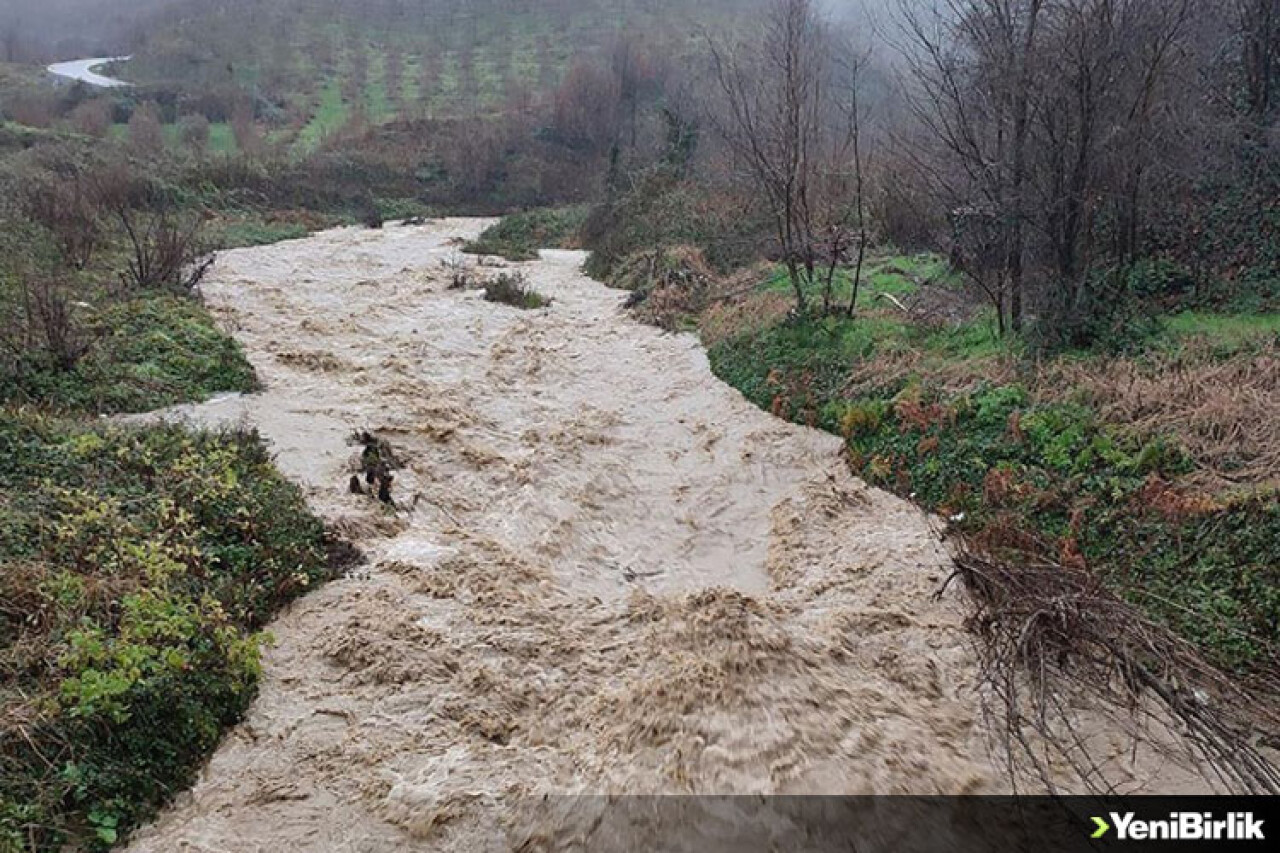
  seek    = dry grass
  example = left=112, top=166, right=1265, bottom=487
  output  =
left=615, top=246, right=717, bottom=331
left=1038, top=341, right=1280, bottom=490
left=698, top=268, right=793, bottom=347
left=843, top=347, right=1018, bottom=398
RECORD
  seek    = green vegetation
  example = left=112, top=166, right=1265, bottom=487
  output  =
left=0, top=135, right=346, bottom=853
left=372, top=197, right=434, bottom=223
left=705, top=262, right=1279, bottom=673
left=0, top=412, right=344, bottom=852
left=755, top=254, right=965, bottom=313
left=0, top=0, right=1273, bottom=816
left=207, top=210, right=348, bottom=250
left=210, top=218, right=313, bottom=249
left=1160, top=311, right=1280, bottom=351
left=77, top=1, right=753, bottom=157
left=364, top=52, right=394, bottom=123
left=0, top=295, right=257, bottom=414
left=481, top=272, right=552, bottom=309
left=207, top=123, right=238, bottom=155
left=464, top=206, right=588, bottom=261
left=820, top=379, right=1278, bottom=669
left=295, top=78, right=349, bottom=154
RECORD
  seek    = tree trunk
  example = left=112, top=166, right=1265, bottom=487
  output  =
left=1007, top=0, right=1043, bottom=334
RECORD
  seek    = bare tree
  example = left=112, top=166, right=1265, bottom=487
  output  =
left=894, top=0, right=1044, bottom=334
left=115, top=208, right=214, bottom=295
left=834, top=51, right=874, bottom=318
left=1, top=22, right=22, bottom=63
left=708, top=0, right=863, bottom=314
left=1238, top=0, right=1277, bottom=123
left=67, top=99, right=112, bottom=138
left=552, top=59, right=622, bottom=151
left=896, top=0, right=1195, bottom=341
left=0, top=277, right=95, bottom=373
left=20, top=170, right=100, bottom=271
left=90, top=165, right=215, bottom=295
left=230, top=102, right=263, bottom=156
left=180, top=113, right=212, bottom=155
left=1028, top=0, right=1192, bottom=332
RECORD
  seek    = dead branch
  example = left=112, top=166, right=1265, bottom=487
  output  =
left=948, top=535, right=1280, bottom=794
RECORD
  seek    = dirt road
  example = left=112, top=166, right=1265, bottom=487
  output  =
left=125, top=220, right=1204, bottom=852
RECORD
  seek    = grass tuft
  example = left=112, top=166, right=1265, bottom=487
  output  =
left=482, top=272, right=551, bottom=309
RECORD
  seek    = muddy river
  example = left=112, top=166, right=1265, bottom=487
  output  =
left=124, top=220, right=1210, bottom=852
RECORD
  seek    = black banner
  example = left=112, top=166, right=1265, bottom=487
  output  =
left=502, top=796, right=1278, bottom=852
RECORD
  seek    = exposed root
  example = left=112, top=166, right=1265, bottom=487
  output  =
left=949, top=537, right=1280, bottom=795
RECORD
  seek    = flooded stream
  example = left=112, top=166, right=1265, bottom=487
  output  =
left=124, top=220, right=1209, bottom=852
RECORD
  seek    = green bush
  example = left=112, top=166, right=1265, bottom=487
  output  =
left=0, top=413, right=343, bottom=851
left=0, top=295, right=257, bottom=414
left=373, top=197, right=434, bottom=223
left=581, top=169, right=769, bottom=280
left=211, top=218, right=311, bottom=248
left=481, top=272, right=552, bottom=309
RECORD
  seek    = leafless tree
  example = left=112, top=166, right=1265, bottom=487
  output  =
left=552, top=59, right=622, bottom=152
left=0, top=277, right=95, bottom=373
left=896, top=0, right=1196, bottom=340
left=180, top=113, right=212, bottom=155
left=835, top=51, right=873, bottom=318
left=67, top=99, right=112, bottom=138
left=20, top=171, right=100, bottom=271
left=115, top=209, right=214, bottom=295
left=708, top=0, right=868, bottom=314
left=230, top=103, right=263, bottom=156
left=128, top=101, right=166, bottom=156
left=90, top=165, right=215, bottom=295
left=893, top=0, right=1044, bottom=334
left=1238, top=0, right=1277, bottom=124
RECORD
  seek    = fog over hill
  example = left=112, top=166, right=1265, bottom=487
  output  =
left=0, top=0, right=907, bottom=66
left=0, top=0, right=180, bottom=59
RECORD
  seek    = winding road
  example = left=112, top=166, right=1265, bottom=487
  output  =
left=46, top=56, right=131, bottom=88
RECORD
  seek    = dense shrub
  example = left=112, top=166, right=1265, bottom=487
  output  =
left=581, top=168, right=769, bottom=281
left=0, top=413, right=344, bottom=852
left=481, top=272, right=551, bottom=309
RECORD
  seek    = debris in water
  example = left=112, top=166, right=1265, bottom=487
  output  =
left=351, top=430, right=400, bottom=505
